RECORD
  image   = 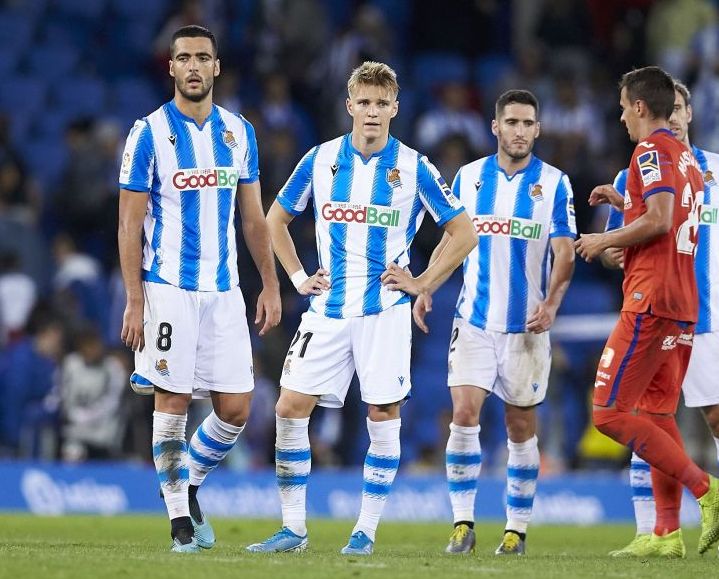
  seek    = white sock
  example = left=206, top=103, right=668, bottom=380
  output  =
left=505, top=435, right=539, bottom=534
left=275, top=415, right=311, bottom=537
left=446, top=422, right=481, bottom=523
left=189, top=411, right=244, bottom=486
left=629, top=453, right=655, bottom=535
left=153, top=411, right=189, bottom=520
left=352, top=418, right=401, bottom=542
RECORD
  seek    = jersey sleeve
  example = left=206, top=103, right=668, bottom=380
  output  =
left=549, top=173, right=577, bottom=238
left=635, top=140, right=676, bottom=199
left=604, top=169, right=627, bottom=232
left=119, top=119, right=155, bottom=192
left=239, top=116, right=259, bottom=184
left=416, top=154, right=464, bottom=226
left=276, top=146, right=317, bottom=215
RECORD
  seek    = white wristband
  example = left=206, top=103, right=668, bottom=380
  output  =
left=290, top=269, right=309, bottom=290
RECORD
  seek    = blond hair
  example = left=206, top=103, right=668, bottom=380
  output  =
left=347, top=61, right=399, bottom=98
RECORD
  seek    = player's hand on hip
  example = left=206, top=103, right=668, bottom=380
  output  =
left=256, top=286, right=282, bottom=336
left=589, top=184, right=624, bottom=211
left=298, top=268, right=331, bottom=296
left=381, top=262, right=423, bottom=295
left=121, top=303, right=145, bottom=352
left=575, top=233, right=607, bottom=262
left=412, top=293, right=433, bottom=334
left=526, top=302, right=556, bottom=334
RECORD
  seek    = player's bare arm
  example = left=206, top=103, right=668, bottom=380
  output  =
left=411, top=232, right=450, bottom=334
left=266, top=200, right=331, bottom=296
left=589, top=184, right=624, bottom=211
left=381, top=211, right=475, bottom=297
left=575, top=191, right=673, bottom=262
left=526, top=236, right=574, bottom=334
left=118, top=188, right=149, bottom=352
left=237, top=181, right=282, bottom=336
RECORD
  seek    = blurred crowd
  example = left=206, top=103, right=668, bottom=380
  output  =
left=2, top=0, right=719, bottom=473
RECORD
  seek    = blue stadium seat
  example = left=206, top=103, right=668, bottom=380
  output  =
left=26, top=43, right=80, bottom=81
left=0, top=76, right=47, bottom=114
left=412, top=52, right=470, bottom=97
left=54, top=76, right=107, bottom=117
left=20, top=138, right=69, bottom=185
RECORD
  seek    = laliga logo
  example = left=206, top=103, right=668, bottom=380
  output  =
left=172, top=168, right=240, bottom=190
left=472, top=215, right=542, bottom=240
left=322, top=202, right=401, bottom=227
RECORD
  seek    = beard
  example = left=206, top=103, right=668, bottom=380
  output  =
left=176, top=78, right=213, bottom=103
left=501, top=142, right=532, bottom=161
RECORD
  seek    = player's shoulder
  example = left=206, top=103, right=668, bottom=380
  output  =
left=698, top=147, right=719, bottom=169
left=532, top=156, right=565, bottom=182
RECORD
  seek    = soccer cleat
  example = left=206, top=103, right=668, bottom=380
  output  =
left=494, top=531, right=525, bottom=555
left=698, top=475, right=719, bottom=554
left=340, top=531, right=374, bottom=555
left=191, top=514, right=215, bottom=549
left=246, top=527, right=308, bottom=553
left=645, top=530, right=686, bottom=558
left=445, top=524, right=476, bottom=554
left=171, top=527, right=201, bottom=553
left=608, top=533, right=652, bottom=557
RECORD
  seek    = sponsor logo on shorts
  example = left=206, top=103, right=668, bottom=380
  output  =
left=321, top=202, right=401, bottom=227
left=448, top=360, right=454, bottom=374
left=172, top=167, right=240, bottom=190
left=661, top=335, right=678, bottom=351
left=597, top=370, right=611, bottom=380
left=155, top=359, right=170, bottom=376
left=283, top=358, right=292, bottom=375
left=594, top=379, right=607, bottom=388
left=398, top=376, right=405, bottom=386
left=600, top=347, right=614, bottom=368
left=472, top=215, right=542, bottom=240
left=531, top=382, right=539, bottom=392
left=677, top=332, right=694, bottom=346
left=632, top=292, right=643, bottom=301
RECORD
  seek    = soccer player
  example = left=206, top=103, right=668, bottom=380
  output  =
left=596, top=81, right=719, bottom=558
left=118, top=25, right=281, bottom=552
left=414, top=90, right=577, bottom=556
left=575, top=66, right=719, bottom=556
left=246, top=61, right=477, bottom=556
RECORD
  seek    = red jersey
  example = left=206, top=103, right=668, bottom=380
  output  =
left=622, top=128, right=703, bottom=322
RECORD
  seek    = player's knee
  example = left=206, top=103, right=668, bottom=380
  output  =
left=452, top=405, right=479, bottom=427
left=216, top=407, right=249, bottom=428
left=701, top=404, right=719, bottom=437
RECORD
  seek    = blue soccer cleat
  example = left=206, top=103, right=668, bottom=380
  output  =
left=246, top=527, right=308, bottom=553
left=191, top=514, right=215, bottom=549
left=340, top=531, right=374, bottom=555
left=171, top=536, right=201, bottom=553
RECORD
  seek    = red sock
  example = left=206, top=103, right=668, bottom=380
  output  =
left=645, top=414, right=684, bottom=535
left=593, top=407, right=709, bottom=499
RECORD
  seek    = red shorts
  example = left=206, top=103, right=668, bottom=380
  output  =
left=592, top=311, right=694, bottom=414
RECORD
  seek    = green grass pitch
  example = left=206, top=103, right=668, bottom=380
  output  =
left=1, top=515, right=718, bottom=579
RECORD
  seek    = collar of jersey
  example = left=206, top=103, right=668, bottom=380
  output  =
left=491, top=153, right=540, bottom=181
left=168, top=99, right=220, bottom=130
left=345, top=133, right=396, bottom=165
left=650, top=128, right=674, bottom=138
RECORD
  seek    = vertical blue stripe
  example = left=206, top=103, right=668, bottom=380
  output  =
left=210, top=114, right=233, bottom=291
left=551, top=175, right=572, bottom=236
left=325, top=136, right=353, bottom=317
left=363, top=139, right=400, bottom=314
left=540, top=244, right=550, bottom=298
left=128, top=122, right=154, bottom=188
left=607, top=314, right=644, bottom=406
left=164, top=104, right=201, bottom=290
left=149, top=161, right=164, bottom=275
left=694, top=147, right=711, bottom=333
left=506, top=157, right=542, bottom=330
left=605, top=169, right=627, bottom=232
left=278, top=147, right=317, bottom=212
left=240, top=115, right=259, bottom=182
left=469, top=157, right=498, bottom=328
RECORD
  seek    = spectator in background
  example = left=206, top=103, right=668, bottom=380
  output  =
left=260, top=72, right=315, bottom=151
left=60, top=326, right=127, bottom=462
left=0, top=251, right=37, bottom=345
left=0, top=311, right=64, bottom=457
left=415, top=82, right=491, bottom=157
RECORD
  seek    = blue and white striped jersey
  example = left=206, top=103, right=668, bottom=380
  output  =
left=119, top=100, right=259, bottom=292
left=453, top=154, right=577, bottom=333
left=605, top=145, right=719, bottom=333
left=277, top=134, right=465, bottom=319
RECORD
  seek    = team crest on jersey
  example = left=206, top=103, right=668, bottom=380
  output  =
left=155, top=359, right=170, bottom=376
left=222, top=130, right=238, bottom=148
left=168, top=134, right=177, bottom=146
left=637, top=150, right=661, bottom=186
left=529, top=183, right=544, bottom=202
left=386, top=167, right=401, bottom=189
left=705, top=170, right=717, bottom=187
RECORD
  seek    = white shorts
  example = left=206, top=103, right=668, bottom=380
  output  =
left=447, top=317, right=551, bottom=407
left=683, top=332, right=719, bottom=407
left=133, top=282, right=254, bottom=396
left=279, top=302, right=412, bottom=408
